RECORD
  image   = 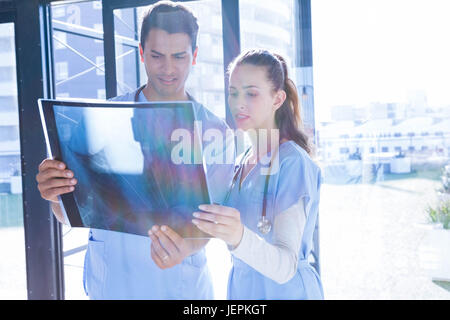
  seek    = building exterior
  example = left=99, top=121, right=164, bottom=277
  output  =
left=318, top=105, right=450, bottom=165
left=5, top=0, right=447, bottom=191
left=0, top=23, right=20, bottom=194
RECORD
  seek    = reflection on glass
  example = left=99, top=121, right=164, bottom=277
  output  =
left=51, top=103, right=209, bottom=238
left=52, top=0, right=105, bottom=99
left=53, top=33, right=105, bottom=99
left=240, top=0, right=296, bottom=69
left=0, top=22, right=26, bottom=299
left=114, top=7, right=137, bottom=39
left=312, top=0, right=450, bottom=299
left=239, top=0, right=316, bottom=137
left=113, top=7, right=140, bottom=96
left=115, top=43, right=139, bottom=96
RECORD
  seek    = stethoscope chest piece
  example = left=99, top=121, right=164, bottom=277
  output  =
left=257, top=216, right=272, bottom=235
left=225, top=146, right=279, bottom=236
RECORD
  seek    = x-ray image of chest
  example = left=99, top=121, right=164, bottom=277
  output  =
left=53, top=103, right=210, bottom=238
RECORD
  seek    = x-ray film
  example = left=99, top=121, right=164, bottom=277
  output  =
left=38, top=98, right=211, bottom=238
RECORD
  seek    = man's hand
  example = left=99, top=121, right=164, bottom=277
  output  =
left=36, top=159, right=77, bottom=202
left=148, top=225, right=208, bottom=269
left=36, top=159, right=77, bottom=224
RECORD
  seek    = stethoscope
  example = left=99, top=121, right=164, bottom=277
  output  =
left=134, top=85, right=146, bottom=102
left=224, top=146, right=279, bottom=235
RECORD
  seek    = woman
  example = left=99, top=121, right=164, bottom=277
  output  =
left=192, top=49, right=323, bottom=299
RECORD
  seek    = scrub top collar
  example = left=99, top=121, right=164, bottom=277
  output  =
left=134, top=84, right=196, bottom=103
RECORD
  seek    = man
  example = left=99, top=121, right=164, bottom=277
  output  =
left=36, top=1, right=235, bottom=299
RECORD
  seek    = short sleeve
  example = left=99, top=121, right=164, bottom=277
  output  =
left=273, top=152, right=321, bottom=217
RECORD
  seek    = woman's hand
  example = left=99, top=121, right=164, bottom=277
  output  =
left=148, top=225, right=208, bottom=269
left=192, top=204, right=244, bottom=248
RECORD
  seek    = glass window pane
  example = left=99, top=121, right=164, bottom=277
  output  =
left=114, top=7, right=137, bottom=39
left=113, top=7, right=140, bottom=96
left=239, top=0, right=316, bottom=145
left=52, top=1, right=105, bottom=99
left=0, top=22, right=26, bottom=299
left=312, top=0, right=450, bottom=299
left=240, top=0, right=297, bottom=70
left=51, top=0, right=104, bottom=299
left=183, top=0, right=226, bottom=119
left=115, top=42, right=139, bottom=96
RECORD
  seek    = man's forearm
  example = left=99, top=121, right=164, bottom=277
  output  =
left=51, top=202, right=67, bottom=225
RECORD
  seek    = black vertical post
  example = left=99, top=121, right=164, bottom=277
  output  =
left=296, top=0, right=320, bottom=277
left=15, top=0, right=64, bottom=300
left=297, top=0, right=313, bottom=68
left=295, top=0, right=315, bottom=137
left=133, top=6, right=141, bottom=88
left=103, top=1, right=117, bottom=99
left=221, top=0, right=240, bottom=130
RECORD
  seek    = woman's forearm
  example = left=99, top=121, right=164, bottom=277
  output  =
left=230, top=199, right=306, bottom=284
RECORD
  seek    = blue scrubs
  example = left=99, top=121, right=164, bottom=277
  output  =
left=226, top=141, right=324, bottom=300
left=83, top=88, right=235, bottom=299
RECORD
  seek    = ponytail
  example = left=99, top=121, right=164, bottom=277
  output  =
left=273, top=54, right=312, bottom=156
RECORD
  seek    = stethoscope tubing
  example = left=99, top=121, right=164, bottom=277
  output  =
left=225, top=144, right=280, bottom=220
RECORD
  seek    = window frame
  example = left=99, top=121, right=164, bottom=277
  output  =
left=6, top=0, right=65, bottom=300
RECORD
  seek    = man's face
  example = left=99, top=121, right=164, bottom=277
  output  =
left=140, top=28, right=198, bottom=100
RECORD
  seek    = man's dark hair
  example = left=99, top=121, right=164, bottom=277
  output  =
left=140, top=1, right=199, bottom=53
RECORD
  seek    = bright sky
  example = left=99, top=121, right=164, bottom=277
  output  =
left=311, top=0, right=450, bottom=121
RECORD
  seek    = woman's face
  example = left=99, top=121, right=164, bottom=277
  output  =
left=228, top=64, right=285, bottom=131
